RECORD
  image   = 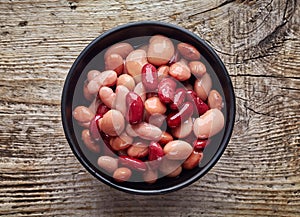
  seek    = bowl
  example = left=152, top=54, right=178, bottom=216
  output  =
left=61, top=21, right=235, bottom=194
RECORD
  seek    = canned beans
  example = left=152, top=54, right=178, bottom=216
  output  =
left=72, top=35, right=226, bottom=183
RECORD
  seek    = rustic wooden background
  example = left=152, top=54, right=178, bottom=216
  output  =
left=0, top=0, right=299, bottom=216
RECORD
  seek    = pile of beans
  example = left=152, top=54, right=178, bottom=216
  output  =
left=72, top=35, right=225, bottom=183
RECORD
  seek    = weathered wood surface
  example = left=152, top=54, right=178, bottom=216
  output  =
left=0, top=0, right=299, bottom=216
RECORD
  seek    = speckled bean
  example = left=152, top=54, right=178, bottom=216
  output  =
left=169, top=61, right=191, bottom=81
left=188, top=61, right=206, bottom=78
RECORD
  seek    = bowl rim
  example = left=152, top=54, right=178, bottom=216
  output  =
left=61, top=20, right=236, bottom=195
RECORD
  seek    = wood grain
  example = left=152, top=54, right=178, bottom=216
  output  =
left=0, top=0, right=299, bottom=216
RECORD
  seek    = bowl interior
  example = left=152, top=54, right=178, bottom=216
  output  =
left=61, top=21, right=235, bottom=194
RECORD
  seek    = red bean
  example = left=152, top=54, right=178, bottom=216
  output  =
left=193, top=139, right=210, bottom=151
left=158, top=77, right=177, bottom=104
left=167, top=102, right=194, bottom=128
left=126, top=91, right=144, bottom=125
left=118, top=156, right=147, bottom=172
left=89, top=115, right=102, bottom=141
left=141, top=63, right=158, bottom=91
left=148, top=141, right=164, bottom=169
left=186, top=90, right=209, bottom=115
left=96, top=103, right=110, bottom=117
left=170, top=88, right=186, bottom=110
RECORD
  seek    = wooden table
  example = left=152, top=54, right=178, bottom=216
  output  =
left=0, top=0, right=299, bottom=216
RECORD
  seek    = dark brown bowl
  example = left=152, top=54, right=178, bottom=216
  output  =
left=61, top=21, right=235, bottom=194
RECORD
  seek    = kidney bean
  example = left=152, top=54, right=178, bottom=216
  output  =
left=89, top=115, right=101, bottom=141
left=96, top=103, right=109, bottom=117
left=157, top=65, right=169, bottom=81
left=145, top=97, right=167, bottom=115
left=170, top=88, right=186, bottom=110
left=163, top=140, right=193, bottom=160
left=115, top=85, right=130, bottom=116
left=133, top=82, right=146, bottom=102
left=158, top=77, right=177, bottom=104
left=193, top=139, right=210, bottom=151
left=81, top=129, right=101, bottom=153
left=159, top=158, right=182, bottom=176
left=117, top=74, right=135, bottom=91
left=141, top=63, right=159, bottom=91
left=194, top=73, right=212, bottom=101
left=182, top=151, right=203, bottom=170
left=119, top=156, right=147, bottom=172
left=104, top=42, right=134, bottom=60
left=87, top=70, right=117, bottom=95
left=98, top=109, right=125, bottom=137
left=126, top=91, right=144, bottom=125
left=110, top=132, right=133, bottom=151
left=188, top=61, right=206, bottom=78
left=171, top=117, right=193, bottom=138
left=147, top=35, right=175, bottom=66
left=148, top=142, right=164, bottom=169
left=147, top=113, right=166, bottom=128
left=73, top=106, right=94, bottom=127
left=167, top=102, right=194, bottom=128
left=87, top=70, right=101, bottom=81
left=169, top=61, right=191, bottom=81
left=127, top=142, right=149, bottom=159
left=208, top=89, right=223, bottom=110
left=177, top=42, right=200, bottom=60
left=131, top=122, right=162, bottom=141
left=99, top=86, right=116, bottom=109
left=125, top=49, right=148, bottom=83
left=97, top=156, right=118, bottom=173
left=113, top=167, right=132, bottom=182
left=105, top=53, right=124, bottom=75
left=186, top=90, right=209, bottom=115
left=193, top=108, right=225, bottom=139
left=143, top=167, right=158, bottom=184
left=168, top=49, right=181, bottom=65
left=158, top=131, right=173, bottom=145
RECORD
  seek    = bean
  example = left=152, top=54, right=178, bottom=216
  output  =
left=98, top=109, right=125, bottom=137
left=119, top=156, right=147, bottom=172
left=87, top=70, right=101, bottom=81
left=170, top=88, right=186, bottom=110
left=104, top=42, right=134, bottom=59
left=208, top=89, right=223, bottom=110
left=113, top=167, right=132, bottom=182
left=147, top=113, right=166, bottom=128
left=171, top=117, right=193, bottom=138
left=117, top=74, right=135, bottom=91
left=87, top=70, right=117, bottom=95
left=133, top=82, right=146, bottom=102
left=110, top=132, right=133, bottom=151
left=163, top=140, right=193, bottom=160
left=194, top=73, right=212, bottom=101
left=186, top=90, right=209, bottom=115
left=188, top=61, right=206, bottom=78
left=168, top=49, right=181, bottom=65
left=157, top=65, right=169, bottom=81
left=144, top=97, right=167, bottom=115
left=147, top=35, right=175, bottom=66
left=141, top=63, right=159, bottom=91
left=105, top=53, right=124, bottom=75
left=97, top=156, right=118, bottom=173
left=81, top=129, right=101, bottom=153
left=169, top=61, right=191, bottom=81
left=131, top=122, right=162, bottom=141
left=115, top=85, right=130, bottom=116
left=177, top=42, right=200, bottom=60
left=88, top=97, right=100, bottom=114
left=166, top=165, right=182, bottom=177
left=193, top=139, right=210, bottom=151
left=127, top=142, right=149, bottom=159
left=158, top=131, right=173, bottom=145
left=89, top=115, right=101, bottom=141
left=126, top=124, right=139, bottom=137
left=167, top=101, right=194, bottom=128
left=148, top=141, right=164, bottom=169
left=125, top=91, right=144, bottom=125
left=159, top=158, right=182, bottom=176
left=73, top=106, right=94, bottom=127
left=125, top=49, right=148, bottom=83
left=193, top=108, right=225, bottom=139
left=143, top=167, right=158, bottom=184
left=182, top=151, right=203, bottom=170
left=99, top=86, right=116, bottom=109
left=158, top=77, right=177, bottom=104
